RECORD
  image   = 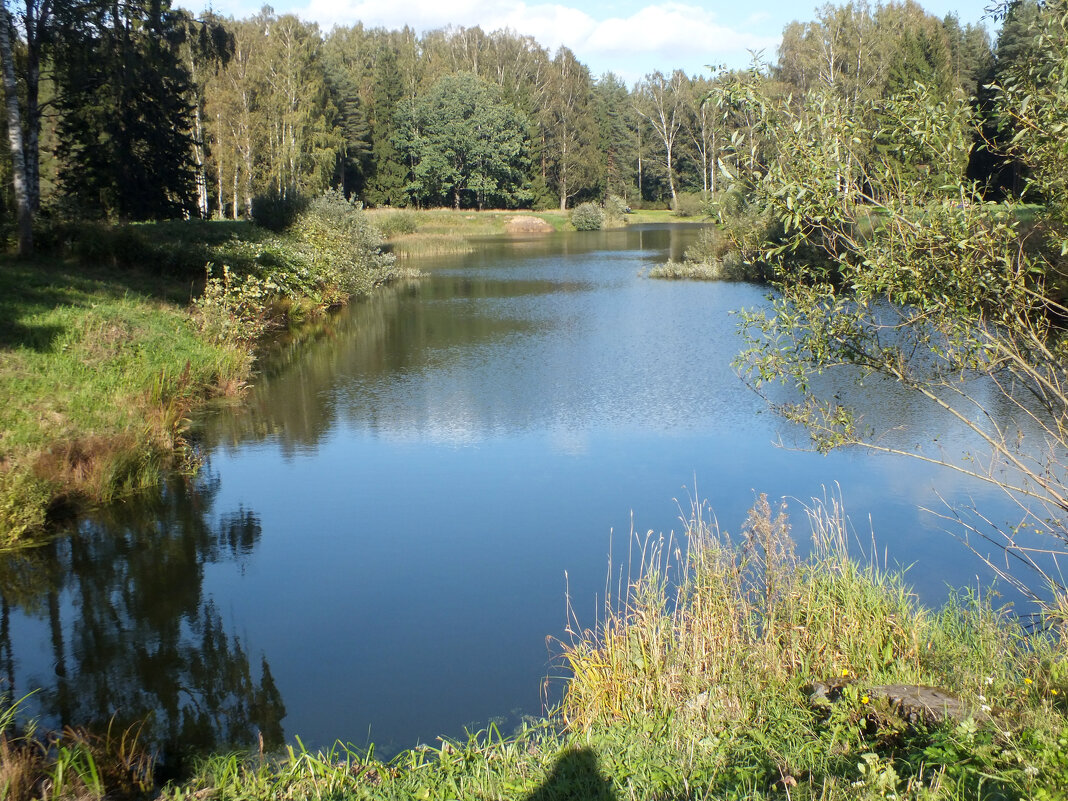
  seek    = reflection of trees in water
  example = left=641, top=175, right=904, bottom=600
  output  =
left=0, top=472, right=285, bottom=760
left=198, top=276, right=565, bottom=454
left=198, top=226, right=705, bottom=455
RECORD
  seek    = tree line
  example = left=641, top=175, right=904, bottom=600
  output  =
left=0, top=0, right=1012, bottom=252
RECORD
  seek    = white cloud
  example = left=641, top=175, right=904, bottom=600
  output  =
left=584, top=3, right=772, bottom=57
left=290, top=0, right=778, bottom=78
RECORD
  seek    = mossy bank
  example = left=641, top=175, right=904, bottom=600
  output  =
left=0, top=193, right=420, bottom=544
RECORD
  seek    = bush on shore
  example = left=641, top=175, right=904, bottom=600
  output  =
left=649, top=227, right=764, bottom=282
left=571, top=202, right=605, bottom=231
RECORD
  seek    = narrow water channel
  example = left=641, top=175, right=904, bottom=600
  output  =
left=0, top=225, right=1020, bottom=760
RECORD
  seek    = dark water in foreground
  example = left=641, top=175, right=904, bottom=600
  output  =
left=0, top=225, right=1025, bottom=759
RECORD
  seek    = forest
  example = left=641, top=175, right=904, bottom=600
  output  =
left=0, top=0, right=1006, bottom=248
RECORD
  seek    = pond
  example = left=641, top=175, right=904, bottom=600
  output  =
left=0, top=224, right=1023, bottom=761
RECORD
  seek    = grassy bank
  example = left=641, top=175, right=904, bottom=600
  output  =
left=367, top=207, right=689, bottom=259
left=5, top=496, right=1058, bottom=801
left=0, top=196, right=419, bottom=543
left=367, top=208, right=569, bottom=259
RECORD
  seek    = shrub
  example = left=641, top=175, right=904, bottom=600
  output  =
left=571, top=202, right=605, bottom=231
left=673, top=191, right=708, bottom=218
left=290, top=190, right=397, bottom=298
left=649, top=229, right=764, bottom=282
left=711, top=188, right=783, bottom=258
left=684, top=227, right=729, bottom=263
left=192, top=264, right=273, bottom=345
left=603, top=195, right=629, bottom=227
left=251, top=190, right=308, bottom=232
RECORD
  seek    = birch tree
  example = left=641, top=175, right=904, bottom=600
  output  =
left=634, top=70, right=685, bottom=208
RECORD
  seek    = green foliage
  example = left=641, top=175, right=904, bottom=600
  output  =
left=289, top=190, right=397, bottom=299
left=731, top=2, right=1068, bottom=608
left=672, top=191, right=707, bottom=218
left=192, top=264, right=272, bottom=346
left=251, top=191, right=309, bottom=233
left=394, top=73, right=531, bottom=210
left=570, top=202, right=604, bottom=231
left=542, top=48, right=600, bottom=209
left=364, top=44, right=410, bottom=207
left=710, top=187, right=782, bottom=269
left=0, top=469, right=51, bottom=543
left=649, top=230, right=760, bottom=281
left=52, top=0, right=198, bottom=219
left=995, top=0, right=1068, bottom=235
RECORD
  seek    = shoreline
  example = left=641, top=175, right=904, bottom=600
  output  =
left=0, top=206, right=418, bottom=545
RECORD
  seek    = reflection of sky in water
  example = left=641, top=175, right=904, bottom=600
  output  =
left=198, top=227, right=1027, bottom=752
left=3, top=226, right=1041, bottom=759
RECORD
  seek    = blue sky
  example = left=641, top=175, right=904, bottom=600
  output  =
left=184, top=0, right=998, bottom=82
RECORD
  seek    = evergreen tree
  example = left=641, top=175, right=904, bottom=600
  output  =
left=365, top=45, right=408, bottom=206
left=322, top=26, right=373, bottom=198
left=53, top=0, right=197, bottom=219
left=593, top=73, right=636, bottom=201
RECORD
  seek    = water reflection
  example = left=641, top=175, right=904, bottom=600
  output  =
left=0, top=474, right=285, bottom=759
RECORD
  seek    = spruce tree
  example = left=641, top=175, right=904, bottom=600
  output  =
left=53, top=0, right=197, bottom=219
left=364, top=46, right=409, bottom=206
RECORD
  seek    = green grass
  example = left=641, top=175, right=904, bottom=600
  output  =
left=621, top=208, right=679, bottom=224
left=647, top=260, right=725, bottom=280
left=0, top=256, right=250, bottom=538
left=0, top=208, right=413, bottom=543
left=367, top=207, right=621, bottom=259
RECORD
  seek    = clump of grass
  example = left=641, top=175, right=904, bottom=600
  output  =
left=557, top=493, right=1068, bottom=799
left=649, top=228, right=762, bottom=281
left=388, top=233, right=475, bottom=259
left=0, top=695, right=155, bottom=801
left=561, top=495, right=925, bottom=729
left=647, top=260, right=724, bottom=280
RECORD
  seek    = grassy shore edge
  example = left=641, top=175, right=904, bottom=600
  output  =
left=0, top=203, right=420, bottom=544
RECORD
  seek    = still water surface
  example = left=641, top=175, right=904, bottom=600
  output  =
left=0, top=225, right=1020, bottom=759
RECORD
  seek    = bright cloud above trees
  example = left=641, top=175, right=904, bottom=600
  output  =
left=180, top=0, right=989, bottom=82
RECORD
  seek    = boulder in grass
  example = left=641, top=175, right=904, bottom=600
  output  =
left=806, top=680, right=993, bottom=727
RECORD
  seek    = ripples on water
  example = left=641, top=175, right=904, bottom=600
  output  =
left=0, top=225, right=1030, bottom=758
